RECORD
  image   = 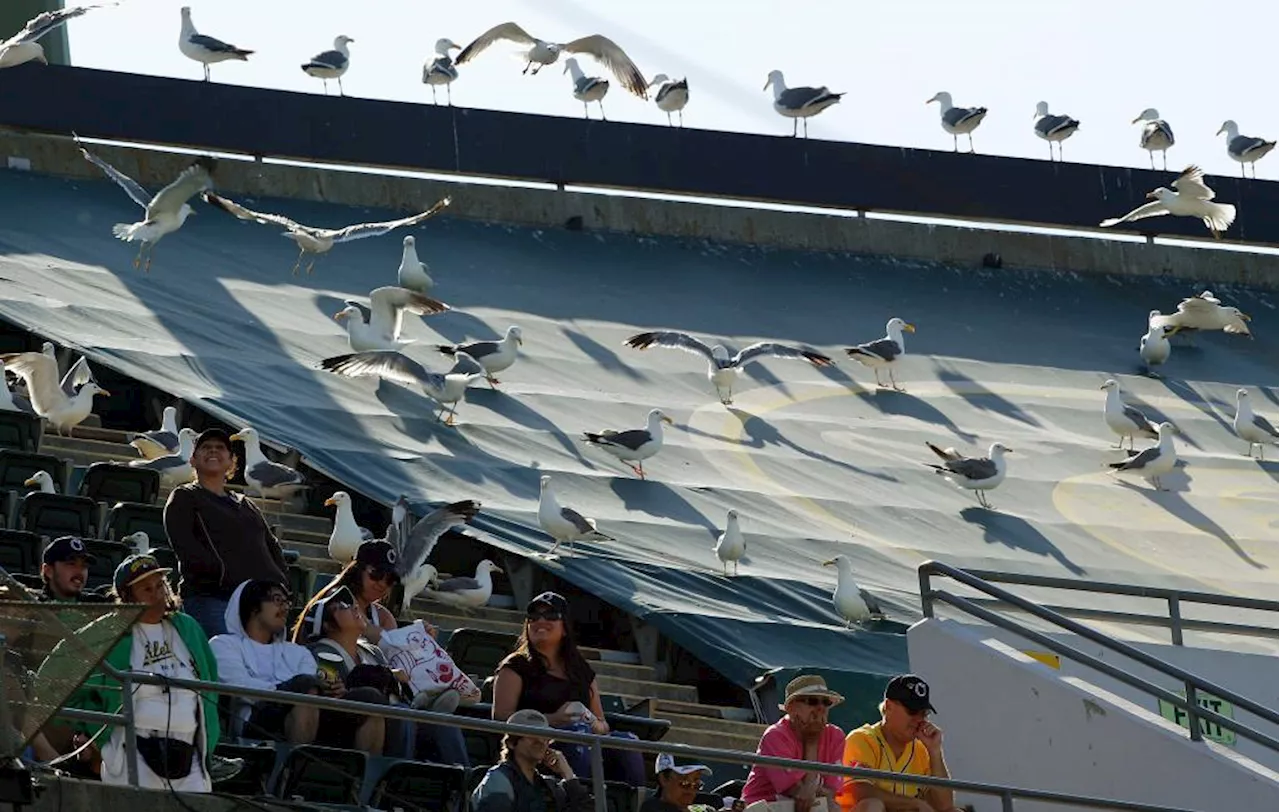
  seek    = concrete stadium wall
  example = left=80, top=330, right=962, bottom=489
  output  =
left=1, top=128, right=1275, bottom=290
left=30, top=776, right=295, bottom=812
left=907, top=619, right=1278, bottom=812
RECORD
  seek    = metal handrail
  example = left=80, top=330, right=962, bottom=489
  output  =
left=918, top=561, right=1279, bottom=749
left=52, top=664, right=1206, bottom=812
left=960, top=597, right=1278, bottom=642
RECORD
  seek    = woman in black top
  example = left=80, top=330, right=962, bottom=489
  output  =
left=492, top=592, right=644, bottom=785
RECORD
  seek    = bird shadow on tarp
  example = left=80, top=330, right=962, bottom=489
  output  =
left=959, top=506, right=1086, bottom=576
left=1259, top=388, right=1279, bottom=407
left=856, top=390, right=978, bottom=444
left=937, top=367, right=1041, bottom=428
left=428, top=423, right=541, bottom=503
left=1120, top=479, right=1266, bottom=570
left=562, top=327, right=646, bottom=382
left=464, top=386, right=595, bottom=467
left=1119, top=388, right=1203, bottom=452
left=813, top=363, right=863, bottom=392
left=1153, top=377, right=1231, bottom=442
left=725, top=408, right=898, bottom=483
left=420, top=308, right=503, bottom=346
left=609, top=478, right=718, bottom=534
left=742, top=361, right=793, bottom=401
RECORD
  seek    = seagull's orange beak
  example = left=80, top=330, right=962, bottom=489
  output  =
left=1145, top=191, right=1158, bottom=200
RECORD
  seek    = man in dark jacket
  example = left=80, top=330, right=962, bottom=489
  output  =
left=32, top=536, right=111, bottom=603
left=472, top=709, right=594, bottom=812
left=163, top=427, right=288, bottom=638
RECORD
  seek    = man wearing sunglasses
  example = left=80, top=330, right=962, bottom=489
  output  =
left=742, top=675, right=847, bottom=812
left=838, top=675, right=957, bottom=812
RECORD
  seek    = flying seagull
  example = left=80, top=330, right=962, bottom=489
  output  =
left=321, top=350, right=485, bottom=426
left=0, top=350, right=109, bottom=434
left=0, top=3, right=117, bottom=69
left=1099, top=166, right=1236, bottom=239
left=845, top=317, right=916, bottom=391
left=537, top=475, right=613, bottom=557
left=1216, top=120, right=1276, bottom=178
left=387, top=496, right=482, bottom=615
left=623, top=331, right=833, bottom=405
left=178, top=6, right=252, bottom=82
left=1149, top=291, right=1251, bottom=338
left=202, top=192, right=451, bottom=275
left=422, top=38, right=461, bottom=105
left=76, top=134, right=215, bottom=271
left=334, top=286, right=451, bottom=352
left=1108, top=422, right=1177, bottom=490
left=926, top=92, right=987, bottom=152
left=763, top=70, right=843, bottom=138
left=649, top=74, right=690, bottom=127
left=1233, top=389, right=1278, bottom=460
left=583, top=408, right=674, bottom=479
left=229, top=426, right=308, bottom=499
left=301, top=35, right=354, bottom=96
left=456, top=21, right=648, bottom=98
left=1132, top=108, right=1175, bottom=170
left=925, top=441, right=1012, bottom=509
left=1100, top=379, right=1161, bottom=450
left=1033, top=101, right=1080, bottom=161
left=129, top=405, right=181, bottom=459
left=435, top=326, right=523, bottom=388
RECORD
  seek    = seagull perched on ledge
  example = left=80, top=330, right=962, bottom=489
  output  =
left=1099, top=166, right=1236, bottom=239
left=649, top=74, right=689, bottom=127
left=456, top=21, right=648, bottom=98
left=422, top=38, right=461, bottom=105
left=178, top=6, right=252, bottom=82
left=764, top=70, right=843, bottom=138
left=302, top=35, right=354, bottom=96
left=1132, top=108, right=1175, bottom=170
left=1, top=3, right=116, bottom=69
left=1216, top=120, right=1276, bottom=178
left=926, top=91, right=987, bottom=153
left=564, top=57, right=609, bottom=120
left=1033, top=101, right=1080, bottom=161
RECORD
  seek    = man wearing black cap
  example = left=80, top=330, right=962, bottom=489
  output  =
left=34, top=536, right=110, bottom=603
left=163, top=427, right=289, bottom=639
left=837, top=675, right=957, bottom=812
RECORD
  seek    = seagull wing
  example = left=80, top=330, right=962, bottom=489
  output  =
left=1122, top=404, right=1158, bottom=434
left=321, top=351, right=445, bottom=391
left=926, top=442, right=964, bottom=462
left=305, top=49, right=348, bottom=70
left=1253, top=413, right=1279, bottom=439
left=3, top=4, right=111, bottom=48
left=733, top=342, right=833, bottom=368
left=432, top=576, right=481, bottom=593
left=0, top=352, right=65, bottom=415
left=560, top=506, right=602, bottom=537
left=1172, top=166, right=1215, bottom=200
left=74, top=137, right=152, bottom=210
left=58, top=356, right=93, bottom=397
left=586, top=428, right=651, bottom=451
left=248, top=459, right=303, bottom=488
left=456, top=21, right=538, bottom=64
left=447, top=352, right=485, bottom=377
left=1100, top=201, right=1168, bottom=228
left=561, top=34, right=648, bottom=98
left=942, top=456, right=997, bottom=480
left=396, top=500, right=481, bottom=578
left=623, top=331, right=717, bottom=363
left=845, top=338, right=902, bottom=362
left=326, top=197, right=452, bottom=244
left=1111, top=446, right=1160, bottom=470
left=202, top=192, right=308, bottom=232
left=147, top=157, right=217, bottom=219
left=367, top=286, right=450, bottom=338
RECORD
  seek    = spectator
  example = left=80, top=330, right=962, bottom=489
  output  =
left=641, top=753, right=714, bottom=812
left=32, top=536, right=110, bottom=603
left=163, top=427, right=288, bottom=639
left=209, top=579, right=321, bottom=744
left=304, top=540, right=410, bottom=647
left=837, top=675, right=957, bottom=812
left=471, top=709, right=593, bottom=812
left=492, top=591, right=645, bottom=786
left=742, top=675, right=846, bottom=812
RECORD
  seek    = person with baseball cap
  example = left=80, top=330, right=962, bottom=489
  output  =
left=162, top=426, right=289, bottom=639
left=35, top=536, right=109, bottom=603
left=837, top=675, right=957, bottom=812
left=742, top=675, right=847, bottom=812
left=471, top=709, right=592, bottom=812
left=642, top=753, right=715, bottom=812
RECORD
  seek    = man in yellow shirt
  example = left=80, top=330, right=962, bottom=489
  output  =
left=837, top=675, right=957, bottom=812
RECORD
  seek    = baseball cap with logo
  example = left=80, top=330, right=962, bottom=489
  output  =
left=301, top=585, right=357, bottom=640
left=885, top=674, right=936, bottom=713
left=527, top=591, right=568, bottom=614
left=354, top=540, right=398, bottom=578
left=43, top=536, right=97, bottom=565
left=655, top=753, right=712, bottom=777
left=113, top=554, right=172, bottom=594
left=193, top=427, right=233, bottom=453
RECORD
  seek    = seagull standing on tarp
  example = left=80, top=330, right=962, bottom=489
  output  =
left=582, top=408, right=675, bottom=479
left=714, top=510, right=745, bottom=576
left=0, top=3, right=116, bottom=69
left=1216, top=120, right=1276, bottom=178
left=1233, top=389, right=1278, bottom=460
left=538, top=475, right=614, bottom=557
left=1033, top=101, right=1080, bottom=161
left=388, top=497, right=482, bottom=615
left=422, top=39, right=461, bottom=105
left=1109, top=422, right=1177, bottom=490
left=425, top=560, right=502, bottom=613
left=563, top=58, right=609, bottom=120
left=435, top=326, right=523, bottom=388
left=926, top=92, right=987, bottom=153
left=0, top=350, right=109, bottom=434
left=230, top=426, right=308, bottom=499
left=763, top=70, right=843, bottom=138
left=302, top=35, right=354, bottom=96
left=1138, top=317, right=1171, bottom=371
left=397, top=236, right=434, bottom=294
left=178, top=6, right=252, bottom=82
left=1100, top=379, right=1161, bottom=450
left=845, top=317, right=915, bottom=391
left=334, top=287, right=451, bottom=352
left=76, top=134, right=215, bottom=272
left=455, top=21, right=649, bottom=98
left=320, top=350, right=485, bottom=426
left=129, top=405, right=180, bottom=459
left=924, top=441, right=1012, bottom=509
left=1132, top=108, right=1175, bottom=170
left=822, top=554, right=875, bottom=627
left=649, top=74, right=689, bottom=127
left=1099, top=166, right=1236, bottom=239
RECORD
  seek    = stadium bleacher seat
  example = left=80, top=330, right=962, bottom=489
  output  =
left=78, top=463, right=160, bottom=506
left=274, top=744, right=366, bottom=805
left=0, top=411, right=43, bottom=453
left=104, top=502, right=166, bottom=543
left=76, top=539, right=131, bottom=589
left=0, top=529, right=40, bottom=575
left=606, top=781, right=640, bottom=812
left=710, top=779, right=747, bottom=799
left=453, top=704, right=501, bottom=769
left=214, top=741, right=279, bottom=797
left=19, top=492, right=96, bottom=538
left=0, top=450, right=66, bottom=492
left=366, top=757, right=469, bottom=812
left=446, top=628, right=517, bottom=679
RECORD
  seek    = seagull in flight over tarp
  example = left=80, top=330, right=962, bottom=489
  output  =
left=321, top=350, right=485, bottom=426
left=456, top=21, right=648, bottom=98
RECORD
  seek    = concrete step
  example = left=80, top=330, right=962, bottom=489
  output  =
left=411, top=610, right=524, bottom=637
left=40, top=434, right=136, bottom=460
left=596, top=675, right=697, bottom=704
left=646, top=698, right=758, bottom=723
left=659, top=724, right=761, bottom=753
left=57, top=425, right=134, bottom=445
left=662, top=712, right=767, bottom=738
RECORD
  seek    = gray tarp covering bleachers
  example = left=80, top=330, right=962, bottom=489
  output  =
left=0, top=169, right=1275, bottom=688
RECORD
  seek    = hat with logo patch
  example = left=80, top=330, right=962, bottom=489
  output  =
left=354, top=540, right=398, bottom=577
left=655, top=752, right=712, bottom=777
left=43, top=536, right=97, bottom=565
left=885, top=673, right=936, bottom=713
left=113, top=554, right=171, bottom=594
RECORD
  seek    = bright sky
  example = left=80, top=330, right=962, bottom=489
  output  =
left=61, top=0, right=1280, bottom=180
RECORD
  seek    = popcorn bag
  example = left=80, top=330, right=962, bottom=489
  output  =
left=378, top=620, right=480, bottom=702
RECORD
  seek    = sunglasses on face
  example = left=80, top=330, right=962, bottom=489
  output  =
left=671, top=776, right=703, bottom=790
left=796, top=697, right=833, bottom=708
left=527, top=610, right=563, bottom=622
left=367, top=567, right=397, bottom=584
left=267, top=593, right=292, bottom=606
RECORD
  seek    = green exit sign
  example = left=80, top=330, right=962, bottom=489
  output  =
left=1157, top=691, right=1236, bottom=746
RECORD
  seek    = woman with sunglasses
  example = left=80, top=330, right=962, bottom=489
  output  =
left=741, top=675, right=847, bottom=812
left=643, top=754, right=715, bottom=812
left=492, top=591, right=645, bottom=786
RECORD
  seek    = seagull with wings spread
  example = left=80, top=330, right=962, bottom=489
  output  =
left=0, top=350, right=108, bottom=434
left=334, top=287, right=451, bottom=352
left=321, top=350, right=485, bottom=426
left=75, top=134, right=216, bottom=271
left=202, top=192, right=451, bottom=275
left=1099, top=166, right=1236, bottom=239
left=1148, top=291, right=1251, bottom=339
left=0, top=3, right=116, bottom=69
left=384, top=496, right=482, bottom=615
left=623, top=331, right=833, bottom=405
left=456, top=21, right=648, bottom=98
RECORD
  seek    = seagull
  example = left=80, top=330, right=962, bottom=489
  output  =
left=121, top=531, right=151, bottom=555
left=0, top=360, right=35, bottom=414
left=0, top=351, right=109, bottom=434
left=1216, top=120, right=1276, bottom=178
left=424, top=560, right=502, bottom=613
left=622, top=331, right=833, bottom=405
left=1139, top=318, right=1171, bottom=370
left=320, top=350, right=485, bottom=426
left=926, top=92, right=987, bottom=153
left=822, top=554, right=874, bottom=627
left=388, top=497, right=482, bottom=616
left=582, top=409, right=675, bottom=479
left=1033, top=101, right=1080, bottom=161
left=229, top=427, right=308, bottom=499
left=1132, top=108, right=1175, bottom=170
left=129, top=406, right=181, bottom=460
left=714, top=510, right=745, bottom=576
left=76, top=134, right=216, bottom=272
left=763, top=70, right=843, bottom=138
left=178, top=6, right=252, bottom=82
left=435, top=326, right=523, bottom=388
left=1100, top=166, right=1236, bottom=239
left=649, top=74, right=689, bottom=127
left=334, top=287, right=451, bottom=352
left=0, top=3, right=116, bottom=69
left=23, top=471, right=57, bottom=494
left=845, top=318, right=916, bottom=391
left=323, top=491, right=364, bottom=564
left=1100, top=379, right=1161, bottom=450
left=1109, top=422, right=1177, bottom=490
left=1233, top=389, right=1278, bottom=460
left=1149, top=291, right=1251, bottom=338
left=925, top=442, right=1012, bottom=509
left=422, top=38, right=461, bottom=105
left=128, top=427, right=198, bottom=485
left=301, top=35, right=354, bottom=96
left=202, top=192, right=451, bottom=275
left=563, top=57, right=609, bottom=120
left=455, top=21, right=648, bottom=98
left=396, top=236, right=434, bottom=294
left=537, top=475, right=613, bottom=557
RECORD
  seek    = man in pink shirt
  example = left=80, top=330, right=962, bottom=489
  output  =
left=742, top=675, right=847, bottom=811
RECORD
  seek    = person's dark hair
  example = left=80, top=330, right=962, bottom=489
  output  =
left=239, top=579, right=286, bottom=631
left=112, top=577, right=181, bottom=614
left=291, top=559, right=363, bottom=643
left=502, top=611, right=594, bottom=689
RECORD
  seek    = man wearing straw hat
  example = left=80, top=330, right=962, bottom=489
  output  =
left=741, top=675, right=847, bottom=812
